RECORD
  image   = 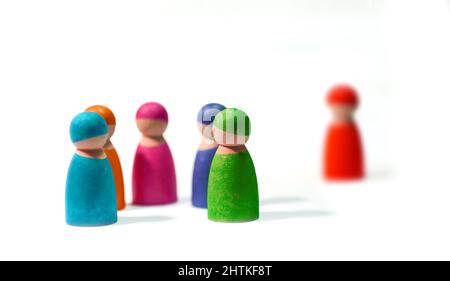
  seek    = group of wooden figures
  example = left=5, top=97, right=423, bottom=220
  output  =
left=65, top=84, right=364, bottom=227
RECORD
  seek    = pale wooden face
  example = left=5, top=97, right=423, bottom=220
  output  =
left=212, top=127, right=249, bottom=146
left=136, top=119, right=168, bottom=137
left=197, top=123, right=215, bottom=140
left=329, top=104, right=356, bottom=122
left=107, top=125, right=116, bottom=140
left=73, top=134, right=108, bottom=150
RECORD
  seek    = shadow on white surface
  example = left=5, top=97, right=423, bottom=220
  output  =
left=177, top=197, right=191, bottom=205
left=260, top=210, right=333, bottom=221
left=116, top=215, right=173, bottom=226
left=121, top=198, right=190, bottom=211
left=260, top=197, right=307, bottom=206
left=366, top=169, right=395, bottom=182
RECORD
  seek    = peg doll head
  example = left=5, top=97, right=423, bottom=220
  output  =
left=136, top=102, right=169, bottom=138
left=85, top=105, right=116, bottom=141
left=70, top=112, right=108, bottom=150
left=197, top=103, right=226, bottom=140
left=327, top=84, right=359, bottom=123
left=212, top=108, right=251, bottom=147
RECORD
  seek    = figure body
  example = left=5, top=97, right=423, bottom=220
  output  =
left=207, top=108, right=259, bottom=222
left=324, top=122, right=364, bottom=179
left=66, top=112, right=117, bottom=226
left=104, top=147, right=125, bottom=209
left=86, top=105, right=126, bottom=210
left=133, top=142, right=177, bottom=205
left=192, top=103, right=226, bottom=208
left=66, top=155, right=117, bottom=226
left=324, top=84, right=365, bottom=180
left=132, top=102, right=177, bottom=205
left=192, top=147, right=217, bottom=208
left=208, top=149, right=258, bottom=222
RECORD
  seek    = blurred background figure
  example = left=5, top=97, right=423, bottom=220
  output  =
left=323, top=84, right=365, bottom=181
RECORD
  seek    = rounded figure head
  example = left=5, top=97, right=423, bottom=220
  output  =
left=327, top=84, right=359, bottom=123
left=85, top=105, right=116, bottom=139
left=197, top=103, right=226, bottom=140
left=212, top=108, right=251, bottom=146
left=70, top=112, right=108, bottom=150
left=136, top=102, right=169, bottom=137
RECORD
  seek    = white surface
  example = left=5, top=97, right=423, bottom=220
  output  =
left=0, top=0, right=450, bottom=260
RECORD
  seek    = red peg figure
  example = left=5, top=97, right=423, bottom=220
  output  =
left=132, top=102, right=177, bottom=205
left=323, top=84, right=365, bottom=181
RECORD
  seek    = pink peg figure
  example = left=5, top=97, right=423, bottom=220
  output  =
left=132, top=102, right=177, bottom=205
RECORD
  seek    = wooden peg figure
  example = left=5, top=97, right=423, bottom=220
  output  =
left=192, top=103, right=226, bottom=208
left=132, top=102, right=177, bottom=205
left=66, top=112, right=117, bottom=226
left=324, top=84, right=365, bottom=180
left=207, top=108, right=259, bottom=222
left=85, top=105, right=126, bottom=210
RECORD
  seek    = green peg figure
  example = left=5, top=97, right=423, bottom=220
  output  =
left=207, top=108, right=259, bottom=222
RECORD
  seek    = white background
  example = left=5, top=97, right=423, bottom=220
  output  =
left=0, top=0, right=450, bottom=260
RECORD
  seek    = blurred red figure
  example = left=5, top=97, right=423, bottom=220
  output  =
left=324, top=84, right=364, bottom=180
